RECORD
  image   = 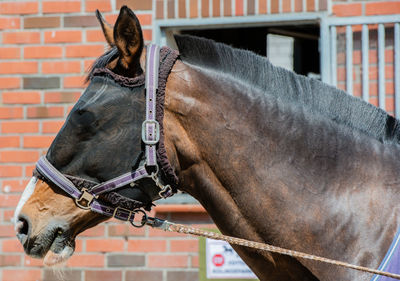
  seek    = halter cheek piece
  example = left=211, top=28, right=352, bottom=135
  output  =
left=35, top=45, right=176, bottom=227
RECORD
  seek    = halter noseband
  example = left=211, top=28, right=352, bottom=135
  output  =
left=34, top=45, right=177, bottom=227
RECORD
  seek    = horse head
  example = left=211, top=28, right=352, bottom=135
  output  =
left=13, top=6, right=173, bottom=266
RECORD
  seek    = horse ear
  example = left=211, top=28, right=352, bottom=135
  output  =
left=96, top=10, right=114, bottom=47
left=113, top=6, right=144, bottom=71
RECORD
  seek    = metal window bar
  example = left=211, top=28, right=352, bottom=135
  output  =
left=378, top=23, right=385, bottom=110
left=362, top=24, right=369, bottom=103
left=330, top=26, right=337, bottom=87
left=346, top=25, right=353, bottom=95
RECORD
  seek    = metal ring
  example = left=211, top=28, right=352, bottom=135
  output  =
left=130, top=209, right=147, bottom=228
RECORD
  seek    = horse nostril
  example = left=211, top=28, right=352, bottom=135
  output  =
left=16, top=216, right=30, bottom=244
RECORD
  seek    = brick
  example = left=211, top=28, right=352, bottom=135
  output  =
left=86, top=0, right=112, bottom=12
left=366, top=1, right=400, bottom=16
left=3, top=270, right=41, bottom=281
left=2, top=91, right=41, bottom=104
left=138, top=14, right=152, bottom=26
left=295, top=0, right=303, bottom=12
left=0, top=225, right=15, bottom=237
left=282, top=0, right=291, bottom=13
left=64, top=75, right=88, bottom=88
left=84, top=59, right=96, bottom=71
left=180, top=0, right=187, bottom=17
left=4, top=210, right=15, bottom=221
left=86, top=239, right=124, bottom=252
left=0, top=47, right=20, bottom=59
left=0, top=62, right=38, bottom=74
left=319, top=0, right=327, bottom=11
left=66, top=105, right=74, bottom=115
left=170, top=240, right=199, bottom=252
left=0, top=166, right=22, bottom=177
left=42, top=121, right=64, bottom=133
left=44, top=30, right=82, bottom=43
left=75, top=239, right=83, bottom=252
left=1, top=121, right=39, bottom=134
left=85, top=270, right=122, bottom=281
left=148, top=254, right=188, bottom=268
left=42, top=61, right=81, bottom=74
left=23, top=77, right=60, bottom=89
left=43, top=269, right=82, bottom=281
left=143, top=29, right=152, bottom=41
left=0, top=255, right=21, bottom=266
left=43, top=1, right=81, bottom=13
left=0, top=77, right=20, bottom=89
left=66, top=44, right=104, bottom=58
left=0, top=17, right=20, bottom=29
left=23, top=136, right=54, bottom=148
left=191, top=255, right=199, bottom=267
left=24, top=16, right=60, bottom=28
left=117, top=0, right=152, bottom=10
left=27, top=106, right=64, bottom=118
left=0, top=107, right=23, bottom=119
left=2, top=31, right=40, bottom=44
left=108, top=254, right=145, bottom=267
left=108, top=223, right=146, bottom=237
left=2, top=239, right=25, bottom=252
left=156, top=0, right=164, bottom=19
left=201, top=0, right=208, bottom=17
left=128, top=239, right=167, bottom=252
left=24, top=256, right=44, bottom=266
left=24, top=46, right=63, bottom=59
left=386, top=96, right=394, bottom=112
left=0, top=195, right=21, bottom=207
left=105, top=14, right=118, bottom=24
left=44, top=91, right=81, bottom=103
left=271, top=0, right=278, bottom=13
left=167, top=271, right=198, bottom=281
left=0, top=150, right=39, bottom=163
left=332, top=3, right=362, bottom=17
left=64, top=15, right=98, bottom=27
left=126, top=270, right=163, bottom=281
left=235, top=0, right=243, bottom=15
left=67, top=254, right=104, bottom=267
left=0, top=2, right=38, bottom=14
left=2, top=180, right=29, bottom=192
left=25, top=165, right=35, bottom=177
left=86, top=30, right=103, bottom=42
left=80, top=225, right=105, bottom=236
left=306, top=0, right=315, bottom=12
left=224, top=0, right=232, bottom=15
left=0, top=136, right=20, bottom=148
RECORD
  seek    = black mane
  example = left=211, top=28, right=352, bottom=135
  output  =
left=175, top=34, right=400, bottom=145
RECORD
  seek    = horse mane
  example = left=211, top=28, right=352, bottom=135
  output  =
left=174, top=34, right=400, bottom=145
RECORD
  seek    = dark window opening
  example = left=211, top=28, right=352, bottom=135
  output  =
left=180, top=24, right=320, bottom=78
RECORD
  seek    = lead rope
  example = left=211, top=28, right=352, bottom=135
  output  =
left=143, top=216, right=400, bottom=280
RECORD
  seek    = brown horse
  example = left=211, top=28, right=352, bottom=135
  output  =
left=13, top=6, right=400, bottom=281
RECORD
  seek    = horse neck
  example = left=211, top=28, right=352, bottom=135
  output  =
left=164, top=61, right=400, bottom=280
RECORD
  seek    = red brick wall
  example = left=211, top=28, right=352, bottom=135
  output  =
left=1, top=1, right=399, bottom=280
left=0, top=1, right=207, bottom=280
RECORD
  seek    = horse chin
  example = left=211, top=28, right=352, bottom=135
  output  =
left=43, top=243, right=74, bottom=266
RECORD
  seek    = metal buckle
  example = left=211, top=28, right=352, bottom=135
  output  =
left=142, top=120, right=160, bottom=145
left=113, top=206, right=134, bottom=221
left=75, top=188, right=97, bottom=210
left=159, top=185, right=173, bottom=199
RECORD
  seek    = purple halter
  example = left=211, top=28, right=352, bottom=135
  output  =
left=35, top=45, right=175, bottom=226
